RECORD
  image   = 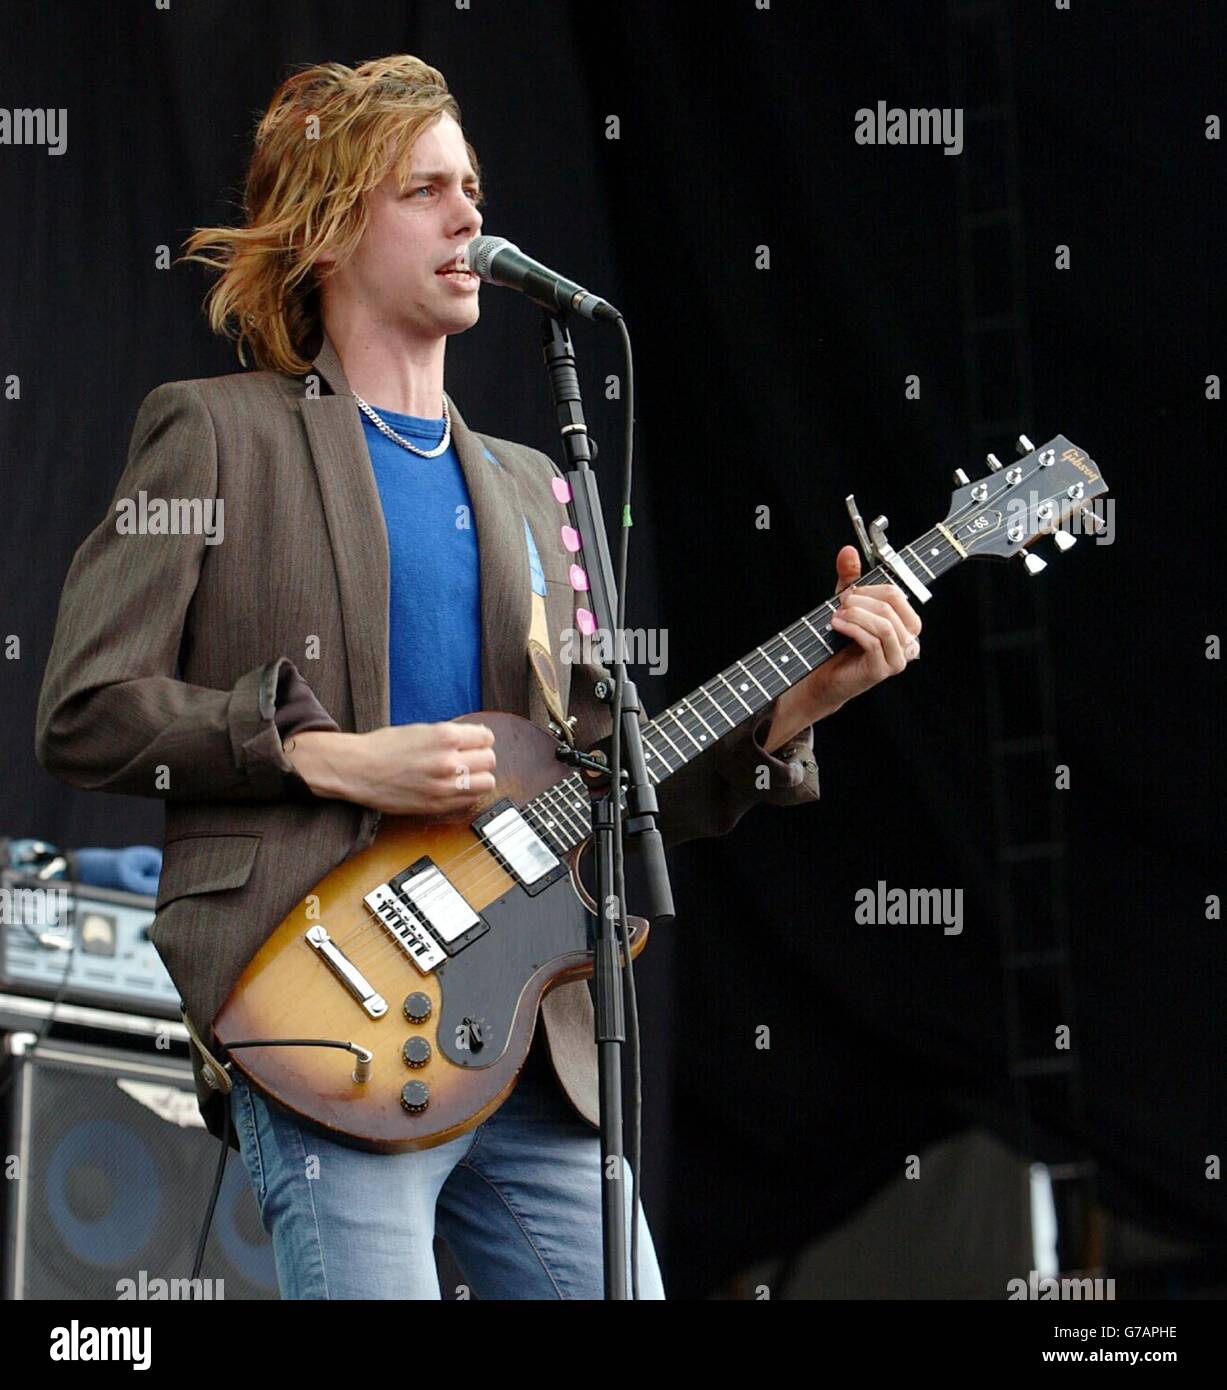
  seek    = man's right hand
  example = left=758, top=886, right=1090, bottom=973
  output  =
left=283, top=720, right=497, bottom=817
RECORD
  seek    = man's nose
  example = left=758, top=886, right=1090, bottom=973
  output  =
left=449, top=190, right=481, bottom=234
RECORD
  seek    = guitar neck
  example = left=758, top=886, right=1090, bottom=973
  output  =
left=521, top=522, right=964, bottom=855
left=523, top=431, right=1103, bottom=851
left=640, top=523, right=963, bottom=785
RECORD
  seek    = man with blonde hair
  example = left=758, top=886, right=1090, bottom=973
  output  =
left=37, top=55, right=921, bottom=1299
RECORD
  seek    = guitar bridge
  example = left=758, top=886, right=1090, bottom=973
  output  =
left=364, top=858, right=489, bottom=976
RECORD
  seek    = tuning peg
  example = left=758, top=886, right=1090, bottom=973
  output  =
left=1016, top=434, right=1035, bottom=455
left=1052, top=531, right=1077, bottom=552
left=1022, top=551, right=1047, bottom=576
left=952, top=468, right=970, bottom=486
left=986, top=452, right=1003, bottom=471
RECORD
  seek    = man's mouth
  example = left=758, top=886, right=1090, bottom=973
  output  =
left=436, top=254, right=477, bottom=281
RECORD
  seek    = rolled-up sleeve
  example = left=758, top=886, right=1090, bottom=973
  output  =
left=707, top=700, right=820, bottom=805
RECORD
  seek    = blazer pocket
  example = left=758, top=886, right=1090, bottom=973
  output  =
left=155, top=832, right=263, bottom=911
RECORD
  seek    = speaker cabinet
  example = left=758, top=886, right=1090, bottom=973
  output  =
left=1, top=1032, right=277, bottom=1300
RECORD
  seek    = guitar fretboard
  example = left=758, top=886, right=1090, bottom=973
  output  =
left=518, top=525, right=963, bottom=854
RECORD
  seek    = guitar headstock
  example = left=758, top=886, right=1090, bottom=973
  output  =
left=941, top=435, right=1108, bottom=571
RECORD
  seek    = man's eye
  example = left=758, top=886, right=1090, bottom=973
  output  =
left=410, top=186, right=434, bottom=198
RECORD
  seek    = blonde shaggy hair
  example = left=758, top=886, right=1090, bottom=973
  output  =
left=180, top=54, right=483, bottom=376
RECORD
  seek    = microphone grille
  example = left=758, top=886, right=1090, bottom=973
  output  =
left=467, top=234, right=514, bottom=279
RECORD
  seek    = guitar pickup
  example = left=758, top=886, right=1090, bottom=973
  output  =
left=472, top=799, right=568, bottom=897
left=391, top=859, right=487, bottom=952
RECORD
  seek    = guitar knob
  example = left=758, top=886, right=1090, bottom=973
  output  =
left=986, top=452, right=1003, bottom=471
left=1022, top=552, right=1047, bottom=576
left=1017, top=434, right=1035, bottom=455
left=403, top=991, right=432, bottom=1024
left=400, top=1080, right=431, bottom=1113
left=1053, top=531, right=1077, bottom=552
left=402, top=1036, right=432, bottom=1068
left=952, top=468, right=970, bottom=486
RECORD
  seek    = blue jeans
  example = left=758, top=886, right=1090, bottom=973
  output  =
left=228, top=1039, right=666, bottom=1299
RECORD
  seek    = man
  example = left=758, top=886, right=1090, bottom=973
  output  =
left=35, top=55, right=921, bottom=1300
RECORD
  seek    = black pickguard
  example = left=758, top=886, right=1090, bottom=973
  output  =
left=433, top=875, right=593, bottom=1067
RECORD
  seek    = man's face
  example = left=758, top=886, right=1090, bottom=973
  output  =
left=319, top=113, right=484, bottom=344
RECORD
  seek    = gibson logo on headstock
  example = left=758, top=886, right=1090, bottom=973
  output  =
left=1062, top=446, right=1100, bottom=483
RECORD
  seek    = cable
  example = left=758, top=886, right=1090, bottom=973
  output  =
left=188, top=1035, right=374, bottom=1281
left=607, top=313, right=645, bottom=1299
left=191, top=1077, right=231, bottom=1281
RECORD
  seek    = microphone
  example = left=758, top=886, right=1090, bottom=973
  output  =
left=464, top=235, right=622, bottom=323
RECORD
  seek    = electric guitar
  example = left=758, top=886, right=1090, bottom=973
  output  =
left=214, top=435, right=1107, bottom=1151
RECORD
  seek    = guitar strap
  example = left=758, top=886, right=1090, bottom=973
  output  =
left=182, top=1006, right=232, bottom=1095
left=528, top=586, right=574, bottom=745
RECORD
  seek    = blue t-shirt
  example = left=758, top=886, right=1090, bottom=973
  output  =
left=360, top=405, right=483, bottom=726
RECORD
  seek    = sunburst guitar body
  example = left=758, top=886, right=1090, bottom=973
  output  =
left=213, top=712, right=646, bottom=1153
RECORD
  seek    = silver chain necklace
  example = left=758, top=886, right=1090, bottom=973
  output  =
left=353, top=392, right=451, bottom=458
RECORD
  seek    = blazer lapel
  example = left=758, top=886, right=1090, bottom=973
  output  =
left=300, top=332, right=532, bottom=730
left=447, top=392, right=532, bottom=717
left=300, top=337, right=390, bottom=734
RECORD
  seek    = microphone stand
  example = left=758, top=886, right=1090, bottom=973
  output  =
left=539, top=309, right=675, bottom=1299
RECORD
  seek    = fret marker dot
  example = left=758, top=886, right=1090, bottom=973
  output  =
left=740, top=683, right=749, bottom=692
left=930, top=547, right=939, bottom=556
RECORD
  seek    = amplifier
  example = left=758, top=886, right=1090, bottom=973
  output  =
left=0, top=869, right=179, bottom=1019
left=1, top=1031, right=277, bottom=1299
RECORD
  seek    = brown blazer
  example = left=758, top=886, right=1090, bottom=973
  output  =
left=35, top=331, right=820, bottom=1147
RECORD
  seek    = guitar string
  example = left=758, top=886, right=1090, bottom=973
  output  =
left=323, top=559, right=910, bottom=960
left=323, top=528, right=972, bottom=971
left=329, top=475, right=1025, bottom=945
left=325, top=451, right=1080, bottom=970
left=322, top=516, right=987, bottom=967
left=323, top=589, right=850, bottom=954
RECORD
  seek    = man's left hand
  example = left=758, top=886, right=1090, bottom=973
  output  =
left=801, top=544, right=923, bottom=715
left=763, top=545, right=924, bottom=752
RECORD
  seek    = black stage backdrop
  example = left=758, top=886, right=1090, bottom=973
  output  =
left=2, top=1, right=1222, bottom=1296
